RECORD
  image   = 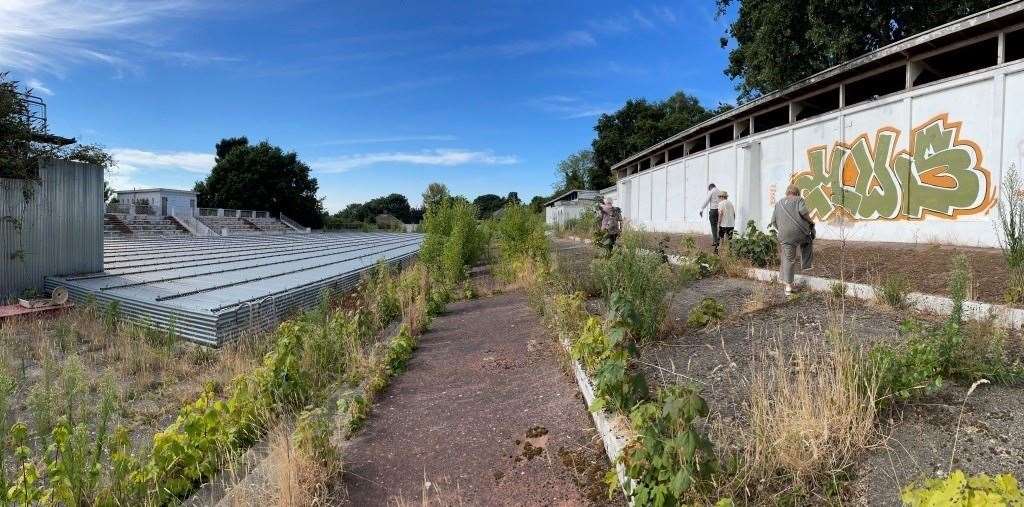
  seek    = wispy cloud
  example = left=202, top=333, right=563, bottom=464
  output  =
left=336, top=76, right=453, bottom=99
left=529, top=95, right=613, bottom=119
left=0, top=0, right=223, bottom=76
left=316, top=135, right=457, bottom=146
left=311, top=149, right=518, bottom=174
left=441, top=30, right=596, bottom=59
left=26, top=79, right=54, bottom=96
left=107, top=147, right=214, bottom=190
left=587, top=5, right=680, bottom=35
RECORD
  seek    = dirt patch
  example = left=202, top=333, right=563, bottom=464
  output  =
left=341, top=291, right=621, bottom=505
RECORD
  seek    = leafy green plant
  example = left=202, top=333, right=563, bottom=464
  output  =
left=420, top=198, right=486, bottom=286
left=730, top=220, right=777, bottom=268
left=876, top=273, right=912, bottom=310
left=493, top=203, right=548, bottom=282
left=591, top=232, right=672, bottom=343
left=619, top=386, right=718, bottom=506
left=591, top=350, right=649, bottom=414
left=901, top=470, right=1023, bottom=506
left=686, top=298, right=725, bottom=328
left=545, top=292, right=588, bottom=342
left=570, top=317, right=616, bottom=373
left=293, top=408, right=341, bottom=474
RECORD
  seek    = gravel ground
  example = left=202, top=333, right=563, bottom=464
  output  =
left=341, top=289, right=621, bottom=506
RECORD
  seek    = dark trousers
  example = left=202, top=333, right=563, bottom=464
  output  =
left=719, top=226, right=734, bottom=241
left=708, top=209, right=720, bottom=247
left=604, top=233, right=619, bottom=253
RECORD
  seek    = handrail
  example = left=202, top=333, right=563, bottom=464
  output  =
left=170, top=209, right=216, bottom=236
left=278, top=213, right=308, bottom=233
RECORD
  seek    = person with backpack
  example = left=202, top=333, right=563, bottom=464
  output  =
left=770, top=184, right=815, bottom=296
left=598, top=197, right=622, bottom=253
left=716, top=191, right=736, bottom=254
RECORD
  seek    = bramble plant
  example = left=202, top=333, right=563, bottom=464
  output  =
left=729, top=220, right=777, bottom=268
left=619, top=386, right=718, bottom=506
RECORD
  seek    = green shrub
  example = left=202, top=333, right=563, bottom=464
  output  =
left=420, top=198, right=486, bottom=285
left=687, top=298, right=725, bottom=328
left=570, top=317, right=615, bottom=373
left=901, top=470, right=1023, bottom=506
left=876, top=273, right=912, bottom=309
left=591, top=232, right=672, bottom=343
left=620, top=386, right=718, bottom=506
left=998, top=167, right=1024, bottom=303
left=293, top=407, right=340, bottom=473
left=829, top=280, right=848, bottom=299
left=493, top=203, right=548, bottom=281
left=545, top=292, right=588, bottom=342
left=730, top=220, right=777, bottom=268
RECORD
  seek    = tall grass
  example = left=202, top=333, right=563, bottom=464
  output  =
left=590, top=231, right=672, bottom=343
left=998, top=167, right=1024, bottom=303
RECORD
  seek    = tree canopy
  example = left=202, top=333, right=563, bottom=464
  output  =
left=473, top=194, right=506, bottom=219
left=590, top=91, right=728, bottom=189
left=422, top=182, right=450, bottom=210
left=717, top=0, right=1003, bottom=100
left=194, top=137, right=325, bottom=228
left=331, top=193, right=416, bottom=225
left=553, top=150, right=593, bottom=195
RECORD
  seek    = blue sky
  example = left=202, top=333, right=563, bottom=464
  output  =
left=3, top=0, right=738, bottom=212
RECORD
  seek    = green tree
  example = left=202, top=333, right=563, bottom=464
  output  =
left=472, top=193, right=505, bottom=219
left=717, top=0, right=1003, bottom=100
left=421, top=182, right=450, bottom=210
left=590, top=92, right=720, bottom=189
left=194, top=137, right=325, bottom=228
left=1, top=73, right=114, bottom=180
left=505, top=192, right=521, bottom=206
left=528, top=195, right=548, bottom=214
left=554, top=150, right=593, bottom=194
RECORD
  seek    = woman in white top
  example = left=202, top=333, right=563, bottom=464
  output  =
left=716, top=191, right=736, bottom=254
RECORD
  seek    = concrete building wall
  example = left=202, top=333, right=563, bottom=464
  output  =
left=617, top=59, right=1024, bottom=247
left=117, top=190, right=196, bottom=215
left=1, top=161, right=103, bottom=299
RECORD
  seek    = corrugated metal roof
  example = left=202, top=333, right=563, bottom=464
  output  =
left=45, top=232, right=422, bottom=346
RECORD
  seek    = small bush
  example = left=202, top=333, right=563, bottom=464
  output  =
left=876, top=273, right=912, bottom=310
left=901, top=470, right=1023, bottom=506
left=591, top=232, right=672, bottom=343
left=545, top=292, right=588, bottom=342
left=493, top=203, right=548, bottom=283
left=687, top=298, right=725, bottom=328
left=730, top=220, right=777, bottom=268
left=620, top=386, right=718, bottom=505
left=420, top=198, right=486, bottom=286
left=293, top=407, right=341, bottom=475
left=829, top=281, right=847, bottom=300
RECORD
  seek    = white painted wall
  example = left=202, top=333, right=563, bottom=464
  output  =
left=546, top=200, right=596, bottom=227
left=616, top=60, right=1024, bottom=247
left=117, top=190, right=196, bottom=216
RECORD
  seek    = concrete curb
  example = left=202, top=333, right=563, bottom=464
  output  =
left=563, top=235, right=1024, bottom=329
left=560, top=337, right=634, bottom=505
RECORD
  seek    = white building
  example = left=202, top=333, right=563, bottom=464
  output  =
left=612, top=2, right=1024, bottom=247
left=114, top=188, right=197, bottom=216
left=545, top=189, right=599, bottom=227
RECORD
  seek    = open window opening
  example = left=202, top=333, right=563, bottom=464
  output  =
left=686, top=136, right=707, bottom=155
left=793, top=87, right=840, bottom=121
left=708, top=126, right=733, bottom=148
left=752, top=105, right=789, bottom=133
left=638, top=158, right=651, bottom=171
left=667, top=144, right=686, bottom=162
left=734, top=120, right=750, bottom=139
left=911, top=37, right=998, bottom=87
left=1007, top=28, right=1024, bottom=63
left=844, top=66, right=906, bottom=106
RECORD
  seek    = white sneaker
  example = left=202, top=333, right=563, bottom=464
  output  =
left=784, top=284, right=793, bottom=296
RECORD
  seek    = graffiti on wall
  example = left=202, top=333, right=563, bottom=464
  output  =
left=792, top=114, right=994, bottom=221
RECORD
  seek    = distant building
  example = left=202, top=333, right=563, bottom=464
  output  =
left=544, top=189, right=599, bottom=227
left=611, top=2, right=1024, bottom=247
left=113, top=188, right=197, bottom=216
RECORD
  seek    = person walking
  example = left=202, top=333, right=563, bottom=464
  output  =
left=698, top=183, right=723, bottom=252
left=598, top=197, right=622, bottom=254
left=770, top=184, right=815, bottom=296
left=717, top=191, right=736, bottom=253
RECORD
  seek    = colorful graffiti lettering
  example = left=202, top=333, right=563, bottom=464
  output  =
left=792, top=114, right=994, bottom=221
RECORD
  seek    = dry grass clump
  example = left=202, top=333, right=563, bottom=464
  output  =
left=740, top=334, right=877, bottom=499
left=741, top=282, right=771, bottom=313
left=387, top=475, right=465, bottom=507
left=267, top=424, right=336, bottom=507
